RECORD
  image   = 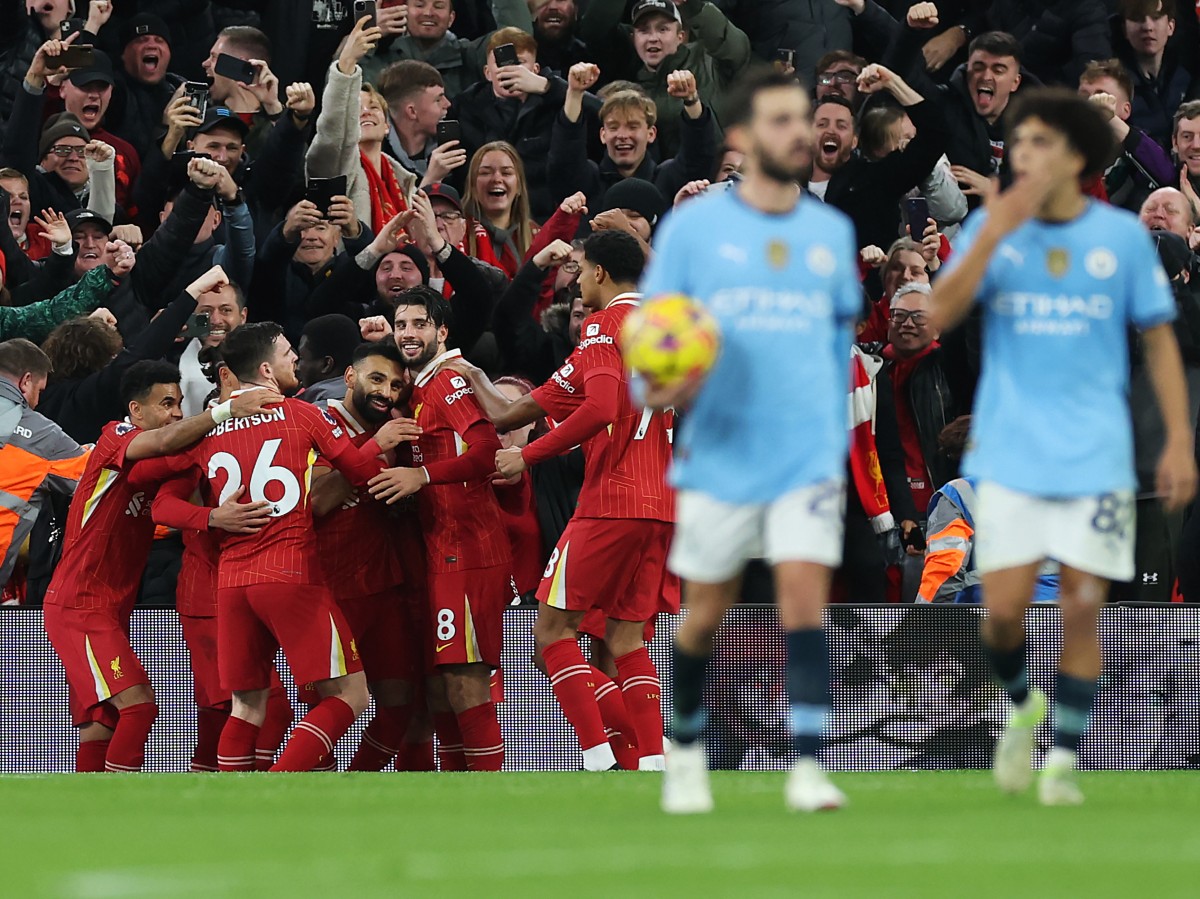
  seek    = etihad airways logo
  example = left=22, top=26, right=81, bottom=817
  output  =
left=995, top=292, right=1115, bottom=336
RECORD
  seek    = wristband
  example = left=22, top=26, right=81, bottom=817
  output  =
left=211, top=400, right=233, bottom=424
left=434, top=241, right=453, bottom=264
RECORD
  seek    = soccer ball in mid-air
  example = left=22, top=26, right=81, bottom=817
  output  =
left=621, top=294, right=721, bottom=387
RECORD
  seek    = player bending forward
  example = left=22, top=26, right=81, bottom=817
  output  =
left=931, top=88, right=1197, bottom=804
left=639, top=67, right=864, bottom=813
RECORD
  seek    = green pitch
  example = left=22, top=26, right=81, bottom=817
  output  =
left=6, top=771, right=1197, bottom=898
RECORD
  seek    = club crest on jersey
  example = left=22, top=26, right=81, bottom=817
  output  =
left=586, top=323, right=600, bottom=338
left=110, top=656, right=124, bottom=679
left=114, top=422, right=135, bottom=436
left=1045, top=248, right=1070, bottom=278
left=806, top=244, right=835, bottom=277
left=767, top=239, right=789, bottom=270
left=1084, top=248, right=1118, bottom=280
left=320, top=408, right=344, bottom=437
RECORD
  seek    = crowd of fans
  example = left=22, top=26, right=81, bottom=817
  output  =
left=3, top=0, right=1200, bottom=612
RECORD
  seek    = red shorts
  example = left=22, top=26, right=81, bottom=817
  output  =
left=427, top=565, right=509, bottom=669
left=180, top=614, right=228, bottom=711
left=339, top=589, right=419, bottom=684
left=537, top=518, right=675, bottom=622
left=44, top=604, right=148, bottom=727
left=218, top=583, right=363, bottom=692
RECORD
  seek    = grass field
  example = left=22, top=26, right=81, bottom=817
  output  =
left=5, top=771, right=1197, bottom=898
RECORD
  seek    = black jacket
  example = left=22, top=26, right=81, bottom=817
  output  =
left=1113, top=20, right=1191, bottom=150
left=0, top=192, right=78, bottom=306
left=885, top=347, right=961, bottom=495
left=547, top=107, right=717, bottom=213
left=825, top=98, right=948, bottom=251
left=971, top=0, right=1110, bottom=87
left=492, top=260, right=575, bottom=383
left=107, top=69, right=186, bottom=163
left=0, top=83, right=91, bottom=218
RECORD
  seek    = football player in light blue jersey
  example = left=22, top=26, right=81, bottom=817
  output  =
left=932, top=88, right=1198, bottom=805
left=637, top=67, right=863, bottom=815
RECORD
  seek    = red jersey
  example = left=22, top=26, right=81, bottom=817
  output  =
left=529, top=296, right=674, bottom=522
left=44, top=421, right=183, bottom=610
left=187, top=394, right=388, bottom=588
left=152, top=470, right=220, bottom=618
left=410, top=351, right=511, bottom=574
left=313, top=399, right=406, bottom=598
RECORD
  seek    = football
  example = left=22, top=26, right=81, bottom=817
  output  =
left=621, top=293, right=721, bottom=387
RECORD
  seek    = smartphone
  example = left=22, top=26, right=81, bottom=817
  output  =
left=353, top=0, right=377, bottom=28
left=183, top=82, right=210, bottom=120
left=773, top=48, right=795, bottom=67
left=59, top=18, right=83, bottom=41
left=306, top=175, right=348, bottom=216
left=435, top=119, right=461, bottom=146
left=901, top=526, right=927, bottom=553
left=53, top=45, right=95, bottom=69
left=214, top=52, right=257, bottom=85
left=903, top=196, right=930, bottom=240
left=493, top=42, right=519, bottom=68
left=174, top=150, right=213, bottom=163
left=183, top=312, right=211, bottom=343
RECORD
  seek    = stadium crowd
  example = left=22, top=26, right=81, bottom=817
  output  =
left=2, top=0, right=1200, bottom=773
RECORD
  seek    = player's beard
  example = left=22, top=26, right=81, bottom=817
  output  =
left=352, top=385, right=393, bottom=425
left=756, top=139, right=811, bottom=185
left=404, top=338, right=439, bottom=373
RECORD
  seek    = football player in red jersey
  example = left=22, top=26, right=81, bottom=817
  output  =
left=369, top=287, right=513, bottom=771
left=455, top=231, right=676, bottom=771
left=43, top=350, right=282, bottom=773
left=177, top=322, right=416, bottom=772
left=309, top=340, right=429, bottom=771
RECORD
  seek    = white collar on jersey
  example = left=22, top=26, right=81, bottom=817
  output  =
left=327, top=398, right=366, bottom=437
left=229, top=385, right=271, bottom=397
left=608, top=292, right=642, bottom=308
left=414, top=347, right=463, bottom=388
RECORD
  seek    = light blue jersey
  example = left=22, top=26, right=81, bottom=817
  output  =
left=947, top=201, right=1176, bottom=496
left=639, top=189, right=861, bottom=504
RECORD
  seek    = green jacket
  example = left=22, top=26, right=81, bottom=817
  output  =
left=0, top=265, right=114, bottom=344
left=359, top=0, right=533, bottom=98
left=581, top=0, right=752, bottom=158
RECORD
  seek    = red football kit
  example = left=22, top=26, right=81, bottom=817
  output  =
left=313, top=398, right=416, bottom=685
left=527, top=295, right=677, bottom=622
left=184, top=393, right=388, bottom=691
left=43, top=421, right=185, bottom=726
left=410, top=349, right=512, bottom=668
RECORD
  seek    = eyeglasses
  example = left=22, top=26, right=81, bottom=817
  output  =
left=434, top=210, right=464, bottom=222
left=817, top=71, right=857, bottom=86
left=49, top=145, right=87, bottom=158
left=889, top=309, right=929, bottom=326
left=559, top=261, right=581, bottom=274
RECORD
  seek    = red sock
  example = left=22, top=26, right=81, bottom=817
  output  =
left=542, top=639, right=608, bottom=751
left=104, top=702, right=157, bottom=772
left=255, top=686, right=294, bottom=771
left=271, top=697, right=356, bottom=772
left=395, top=738, right=436, bottom=771
left=192, top=707, right=229, bottom=772
left=76, top=739, right=110, bottom=773
left=592, top=667, right=641, bottom=770
left=432, top=711, right=467, bottom=771
left=457, top=702, right=504, bottom=771
left=349, top=705, right=413, bottom=771
left=615, top=646, right=664, bottom=761
left=218, top=716, right=260, bottom=772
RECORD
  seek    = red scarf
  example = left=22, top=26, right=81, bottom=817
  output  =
left=360, top=150, right=407, bottom=235
left=849, top=347, right=894, bottom=534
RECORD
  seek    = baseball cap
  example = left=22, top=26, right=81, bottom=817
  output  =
left=120, top=12, right=171, bottom=47
left=39, top=114, right=90, bottom=159
left=195, top=106, right=250, bottom=138
left=631, top=0, right=682, bottom=26
left=67, top=48, right=114, bottom=88
left=600, top=177, right=667, bottom=225
left=1151, top=229, right=1193, bottom=281
left=425, top=182, right=462, bottom=212
left=65, top=208, right=113, bottom=235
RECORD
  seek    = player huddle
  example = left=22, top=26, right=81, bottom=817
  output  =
left=43, top=231, right=676, bottom=777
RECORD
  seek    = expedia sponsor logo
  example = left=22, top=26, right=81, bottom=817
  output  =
left=578, top=334, right=615, bottom=351
left=551, top=363, right=577, bottom=394
left=586, top=323, right=600, bottom=337
left=444, top=384, right=475, bottom=405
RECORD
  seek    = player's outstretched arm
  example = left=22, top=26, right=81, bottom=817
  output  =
left=447, top=358, right=547, bottom=432
left=1142, top=323, right=1200, bottom=511
left=310, top=469, right=356, bottom=517
left=125, top=389, right=284, bottom=461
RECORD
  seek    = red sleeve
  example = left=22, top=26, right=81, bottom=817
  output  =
left=103, top=423, right=138, bottom=470
left=303, top=404, right=388, bottom=486
left=423, top=418, right=502, bottom=484
left=523, top=207, right=581, bottom=262
left=521, top=370, right=620, bottom=466
left=127, top=449, right=197, bottom=488
left=151, top=471, right=210, bottom=532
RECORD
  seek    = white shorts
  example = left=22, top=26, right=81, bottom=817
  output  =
left=974, top=481, right=1135, bottom=582
left=668, top=480, right=845, bottom=584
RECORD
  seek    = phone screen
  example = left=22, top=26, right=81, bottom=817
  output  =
left=493, top=43, right=519, bottom=68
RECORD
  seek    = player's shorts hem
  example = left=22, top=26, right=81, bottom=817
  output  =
left=668, top=482, right=845, bottom=583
